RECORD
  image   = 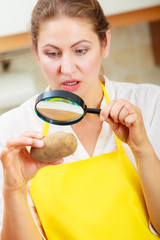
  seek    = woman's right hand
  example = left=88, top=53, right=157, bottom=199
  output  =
left=0, top=131, right=63, bottom=191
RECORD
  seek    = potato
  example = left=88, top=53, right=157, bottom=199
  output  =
left=30, top=132, right=77, bottom=163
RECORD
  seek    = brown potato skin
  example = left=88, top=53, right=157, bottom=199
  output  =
left=30, top=132, right=77, bottom=163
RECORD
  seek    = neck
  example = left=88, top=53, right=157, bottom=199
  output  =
left=84, top=80, right=104, bottom=109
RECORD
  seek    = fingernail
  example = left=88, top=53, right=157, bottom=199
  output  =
left=37, top=133, right=43, bottom=138
left=100, top=115, right=105, bottom=121
left=36, top=140, right=44, bottom=147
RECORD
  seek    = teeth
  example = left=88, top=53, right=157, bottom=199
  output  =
left=64, top=81, right=78, bottom=86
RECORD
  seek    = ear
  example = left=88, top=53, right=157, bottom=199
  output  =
left=102, top=29, right=111, bottom=59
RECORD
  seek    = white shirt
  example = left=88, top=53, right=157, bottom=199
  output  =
left=0, top=76, right=160, bottom=237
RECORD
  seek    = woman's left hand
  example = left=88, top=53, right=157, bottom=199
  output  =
left=100, top=99, right=150, bottom=153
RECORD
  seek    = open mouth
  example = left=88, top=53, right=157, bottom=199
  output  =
left=64, top=81, right=79, bottom=86
left=62, top=80, right=81, bottom=91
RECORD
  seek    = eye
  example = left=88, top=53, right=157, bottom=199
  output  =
left=75, top=49, right=87, bottom=55
left=47, top=51, right=60, bottom=57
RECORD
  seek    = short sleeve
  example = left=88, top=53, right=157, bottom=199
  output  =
left=148, top=86, right=160, bottom=159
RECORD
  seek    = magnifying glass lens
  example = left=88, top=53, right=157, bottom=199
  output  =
left=35, top=90, right=101, bottom=125
left=36, top=97, right=84, bottom=122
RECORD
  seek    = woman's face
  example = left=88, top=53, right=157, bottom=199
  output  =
left=36, top=17, right=109, bottom=102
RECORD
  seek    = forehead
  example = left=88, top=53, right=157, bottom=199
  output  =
left=38, top=17, right=99, bottom=46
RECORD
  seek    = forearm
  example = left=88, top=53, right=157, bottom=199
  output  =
left=1, top=185, right=42, bottom=240
left=133, top=144, right=160, bottom=234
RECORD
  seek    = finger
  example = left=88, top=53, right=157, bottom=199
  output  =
left=6, top=136, right=44, bottom=149
left=21, top=131, right=43, bottom=139
left=106, top=116, right=119, bottom=132
left=118, top=103, right=131, bottom=124
left=124, top=113, right=137, bottom=128
left=35, top=158, right=64, bottom=170
left=49, top=158, right=64, bottom=165
left=100, top=100, right=116, bottom=121
left=109, top=99, right=127, bottom=123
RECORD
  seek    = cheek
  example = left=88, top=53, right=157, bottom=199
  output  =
left=40, top=58, right=58, bottom=78
left=80, top=52, right=102, bottom=75
left=40, top=58, right=52, bottom=73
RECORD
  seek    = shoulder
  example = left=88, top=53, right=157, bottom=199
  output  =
left=103, top=75, right=160, bottom=127
left=104, top=76, right=160, bottom=104
left=104, top=76, right=160, bottom=116
left=0, top=94, right=43, bottom=151
left=0, top=95, right=36, bottom=124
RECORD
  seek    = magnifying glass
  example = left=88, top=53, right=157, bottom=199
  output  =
left=35, top=90, right=101, bottom=125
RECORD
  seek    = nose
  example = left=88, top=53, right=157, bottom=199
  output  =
left=60, top=53, right=76, bottom=76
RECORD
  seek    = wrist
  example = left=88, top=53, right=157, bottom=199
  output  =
left=3, top=183, right=28, bottom=202
left=131, top=141, right=155, bottom=164
left=2, top=166, right=29, bottom=192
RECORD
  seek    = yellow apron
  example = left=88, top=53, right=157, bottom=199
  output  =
left=30, top=84, right=159, bottom=240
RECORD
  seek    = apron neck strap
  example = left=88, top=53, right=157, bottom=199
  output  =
left=100, top=81, right=123, bottom=151
left=43, top=121, right=50, bottom=137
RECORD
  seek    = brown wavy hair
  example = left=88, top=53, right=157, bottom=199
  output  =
left=31, top=0, right=110, bottom=49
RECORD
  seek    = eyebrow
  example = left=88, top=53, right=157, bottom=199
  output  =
left=71, top=40, right=92, bottom=47
left=42, top=40, right=92, bottom=49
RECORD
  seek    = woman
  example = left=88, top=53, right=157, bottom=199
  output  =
left=0, top=0, right=160, bottom=239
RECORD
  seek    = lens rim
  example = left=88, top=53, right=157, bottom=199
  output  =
left=35, top=90, right=87, bottom=125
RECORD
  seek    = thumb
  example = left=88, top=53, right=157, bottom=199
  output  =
left=48, top=158, right=64, bottom=165
left=35, top=158, right=64, bottom=170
